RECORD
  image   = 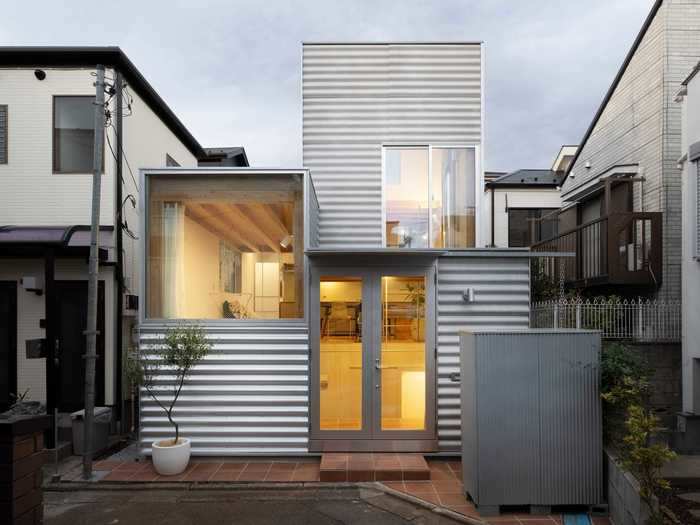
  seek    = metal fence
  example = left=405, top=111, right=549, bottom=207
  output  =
left=530, top=298, right=681, bottom=342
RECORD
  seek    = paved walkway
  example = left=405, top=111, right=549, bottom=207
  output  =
left=51, top=457, right=610, bottom=524
left=44, top=486, right=463, bottom=525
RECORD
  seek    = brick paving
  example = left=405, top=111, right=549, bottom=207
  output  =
left=319, top=452, right=430, bottom=481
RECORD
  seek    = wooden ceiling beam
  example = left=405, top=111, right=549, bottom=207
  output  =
left=246, top=203, right=289, bottom=239
left=218, top=203, right=280, bottom=253
left=189, top=203, right=259, bottom=253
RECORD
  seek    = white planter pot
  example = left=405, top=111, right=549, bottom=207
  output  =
left=152, top=438, right=191, bottom=476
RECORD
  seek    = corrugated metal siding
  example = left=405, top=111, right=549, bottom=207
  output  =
left=460, top=331, right=602, bottom=506
left=302, top=43, right=482, bottom=248
left=0, top=105, right=7, bottom=164
left=436, top=255, right=530, bottom=452
left=139, top=322, right=309, bottom=455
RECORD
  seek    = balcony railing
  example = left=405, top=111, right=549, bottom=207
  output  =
left=531, top=212, right=662, bottom=288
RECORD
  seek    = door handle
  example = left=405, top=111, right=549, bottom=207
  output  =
left=374, top=359, right=397, bottom=370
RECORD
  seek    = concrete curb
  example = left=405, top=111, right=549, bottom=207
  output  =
left=368, top=482, right=484, bottom=525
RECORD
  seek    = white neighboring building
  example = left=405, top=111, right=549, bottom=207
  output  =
left=677, top=63, right=700, bottom=418
left=0, top=47, right=244, bottom=447
left=485, top=146, right=574, bottom=247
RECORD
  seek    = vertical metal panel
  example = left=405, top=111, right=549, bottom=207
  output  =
left=460, top=330, right=602, bottom=507
left=436, top=255, right=530, bottom=452
left=0, top=105, right=7, bottom=164
left=138, top=321, right=309, bottom=455
left=302, top=43, right=482, bottom=248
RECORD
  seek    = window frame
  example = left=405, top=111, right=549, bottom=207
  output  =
left=0, top=105, right=7, bottom=165
left=506, top=207, right=559, bottom=248
left=380, top=143, right=481, bottom=249
left=52, top=95, right=104, bottom=174
left=140, top=168, right=312, bottom=325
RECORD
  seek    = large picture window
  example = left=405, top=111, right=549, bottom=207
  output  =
left=383, top=145, right=478, bottom=249
left=147, top=173, right=304, bottom=319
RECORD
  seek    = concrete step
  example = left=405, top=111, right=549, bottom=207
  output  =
left=319, top=453, right=430, bottom=482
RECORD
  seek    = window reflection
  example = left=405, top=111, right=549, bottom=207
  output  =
left=319, top=277, right=363, bottom=430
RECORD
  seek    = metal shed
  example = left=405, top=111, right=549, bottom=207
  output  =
left=459, top=329, right=602, bottom=514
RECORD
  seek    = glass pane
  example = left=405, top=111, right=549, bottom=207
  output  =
left=431, top=148, right=476, bottom=248
left=385, top=147, right=429, bottom=248
left=319, top=277, right=363, bottom=431
left=147, top=174, right=304, bottom=319
left=381, top=276, right=425, bottom=431
left=54, top=97, right=94, bottom=173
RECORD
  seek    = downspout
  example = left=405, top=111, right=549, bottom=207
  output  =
left=114, top=70, right=124, bottom=429
left=490, top=187, right=495, bottom=247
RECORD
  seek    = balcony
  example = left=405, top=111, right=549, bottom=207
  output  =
left=531, top=212, right=662, bottom=288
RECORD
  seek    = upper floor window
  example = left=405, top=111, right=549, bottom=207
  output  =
left=383, top=145, right=477, bottom=249
left=53, top=96, right=96, bottom=173
left=507, top=208, right=558, bottom=247
left=0, top=105, right=7, bottom=164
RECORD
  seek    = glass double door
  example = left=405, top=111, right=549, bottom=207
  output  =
left=311, top=266, right=436, bottom=448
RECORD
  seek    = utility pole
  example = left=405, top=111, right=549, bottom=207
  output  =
left=83, top=64, right=105, bottom=480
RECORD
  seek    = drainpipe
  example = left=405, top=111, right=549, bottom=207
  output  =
left=490, top=187, right=495, bottom=247
left=114, top=70, right=124, bottom=429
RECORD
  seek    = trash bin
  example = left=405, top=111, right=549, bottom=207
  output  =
left=71, top=407, right=112, bottom=455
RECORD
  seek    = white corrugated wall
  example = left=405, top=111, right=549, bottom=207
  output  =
left=302, top=43, right=482, bottom=248
left=139, top=322, right=309, bottom=455
left=436, top=255, right=530, bottom=452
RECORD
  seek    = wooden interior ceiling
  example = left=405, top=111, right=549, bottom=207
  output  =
left=185, top=201, right=294, bottom=253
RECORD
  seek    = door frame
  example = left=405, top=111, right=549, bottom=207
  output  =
left=54, top=280, right=106, bottom=412
left=0, top=281, right=18, bottom=411
left=308, top=260, right=437, bottom=451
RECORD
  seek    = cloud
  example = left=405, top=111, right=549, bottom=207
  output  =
left=3, top=0, right=653, bottom=171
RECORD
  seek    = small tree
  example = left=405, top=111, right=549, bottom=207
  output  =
left=126, top=323, right=210, bottom=445
left=601, top=342, right=676, bottom=525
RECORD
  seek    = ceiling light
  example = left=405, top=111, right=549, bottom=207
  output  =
left=280, top=235, right=294, bottom=248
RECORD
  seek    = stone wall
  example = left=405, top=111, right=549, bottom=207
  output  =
left=606, top=449, right=653, bottom=525
left=627, top=343, right=682, bottom=426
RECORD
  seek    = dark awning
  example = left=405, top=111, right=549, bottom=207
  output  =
left=0, top=225, right=113, bottom=259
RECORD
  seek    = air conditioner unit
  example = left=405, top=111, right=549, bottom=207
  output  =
left=123, top=294, right=139, bottom=316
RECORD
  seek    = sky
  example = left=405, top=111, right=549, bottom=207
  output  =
left=3, top=0, right=653, bottom=172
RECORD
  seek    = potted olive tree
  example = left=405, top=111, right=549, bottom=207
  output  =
left=126, top=323, right=210, bottom=475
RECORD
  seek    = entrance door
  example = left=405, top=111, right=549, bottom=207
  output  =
left=0, top=282, right=17, bottom=411
left=55, top=281, right=105, bottom=412
left=311, top=266, right=436, bottom=451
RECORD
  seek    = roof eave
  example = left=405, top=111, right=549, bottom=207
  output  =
left=562, top=0, right=664, bottom=186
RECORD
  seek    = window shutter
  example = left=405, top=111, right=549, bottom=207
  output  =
left=0, top=105, right=7, bottom=164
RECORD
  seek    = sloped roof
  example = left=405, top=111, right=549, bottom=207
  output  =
left=487, top=169, right=563, bottom=188
left=562, top=0, right=664, bottom=184
left=0, top=46, right=204, bottom=157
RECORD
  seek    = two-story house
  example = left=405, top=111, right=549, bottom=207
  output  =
left=136, top=42, right=532, bottom=458
left=533, top=0, right=700, bottom=299
left=485, top=145, right=575, bottom=248
left=0, top=47, right=247, bottom=448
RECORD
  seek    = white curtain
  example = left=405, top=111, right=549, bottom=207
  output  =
left=161, top=201, right=185, bottom=318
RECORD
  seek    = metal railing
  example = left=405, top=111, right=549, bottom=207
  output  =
left=530, top=298, right=681, bottom=342
left=530, top=212, right=662, bottom=287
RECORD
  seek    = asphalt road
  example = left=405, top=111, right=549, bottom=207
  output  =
left=44, top=485, right=465, bottom=525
